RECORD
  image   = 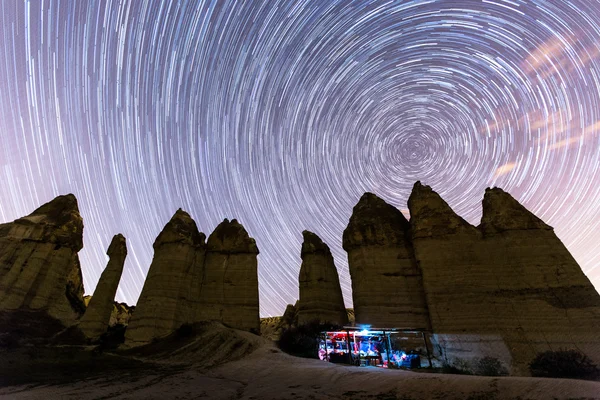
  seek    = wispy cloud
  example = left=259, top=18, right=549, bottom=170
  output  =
left=494, top=162, right=517, bottom=179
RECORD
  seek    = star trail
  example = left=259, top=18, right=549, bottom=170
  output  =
left=1, top=0, right=600, bottom=317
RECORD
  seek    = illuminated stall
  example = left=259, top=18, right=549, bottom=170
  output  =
left=319, top=327, right=432, bottom=368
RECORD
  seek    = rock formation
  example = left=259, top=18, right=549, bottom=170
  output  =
left=297, top=231, right=347, bottom=326
left=199, top=219, right=260, bottom=333
left=0, top=194, right=85, bottom=326
left=125, top=209, right=206, bottom=346
left=408, top=182, right=600, bottom=374
left=343, top=193, right=430, bottom=329
left=79, top=234, right=127, bottom=340
left=83, top=296, right=135, bottom=326
left=478, top=187, right=600, bottom=373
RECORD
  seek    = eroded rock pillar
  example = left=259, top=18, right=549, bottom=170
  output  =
left=198, top=219, right=259, bottom=332
left=125, top=209, right=205, bottom=346
left=343, top=193, right=430, bottom=329
left=298, top=231, right=348, bottom=326
left=79, top=234, right=127, bottom=340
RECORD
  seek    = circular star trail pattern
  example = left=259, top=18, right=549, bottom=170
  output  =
left=1, top=0, right=600, bottom=316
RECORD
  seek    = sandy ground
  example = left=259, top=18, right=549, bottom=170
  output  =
left=1, top=324, right=599, bottom=400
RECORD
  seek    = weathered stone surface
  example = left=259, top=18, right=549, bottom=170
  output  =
left=198, top=219, right=260, bottom=333
left=297, top=231, right=347, bottom=326
left=125, top=210, right=205, bottom=346
left=408, top=181, right=480, bottom=239
left=408, top=183, right=600, bottom=375
left=408, top=183, right=513, bottom=370
left=342, top=193, right=409, bottom=250
left=79, top=234, right=127, bottom=339
left=110, top=302, right=135, bottom=326
left=67, top=258, right=86, bottom=315
left=0, top=194, right=85, bottom=326
left=343, top=193, right=430, bottom=329
left=479, top=187, right=600, bottom=374
left=480, top=187, right=551, bottom=234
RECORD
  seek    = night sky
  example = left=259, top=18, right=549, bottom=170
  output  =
left=1, top=0, right=599, bottom=317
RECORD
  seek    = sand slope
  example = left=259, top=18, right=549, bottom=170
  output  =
left=1, top=323, right=599, bottom=400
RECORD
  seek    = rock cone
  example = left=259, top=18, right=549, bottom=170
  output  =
left=125, top=209, right=205, bottom=346
left=297, top=231, right=347, bottom=326
left=79, top=234, right=127, bottom=340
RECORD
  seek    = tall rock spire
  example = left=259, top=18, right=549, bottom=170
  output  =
left=125, top=209, right=205, bottom=346
left=0, top=194, right=85, bottom=326
left=297, top=231, right=347, bottom=326
left=198, top=219, right=260, bottom=333
left=79, top=234, right=127, bottom=340
left=342, top=193, right=430, bottom=329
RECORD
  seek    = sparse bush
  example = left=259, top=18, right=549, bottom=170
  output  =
left=95, top=323, right=127, bottom=351
left=474, top=356, right=509, bottom=376
left=278, top=320, right=340, bottom=359
left=441, top=358, right=472, bottom=375
left=529, top=349, right=599, bottom=380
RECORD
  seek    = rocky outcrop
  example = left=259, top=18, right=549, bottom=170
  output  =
left=297, top=231, right=347, bottom=326
left=83, top=296, right=135, bottom=327
left=125, top=210, right=206, bottom=346
left=124, top=214, right=261, bottom=346
left=408, top=183, right=600, bottom=374
left=343, top=193, right=430, bottom=329
left=409, top=182, right=480, bottom=239
left=110, top=302, right=135, bottom=326
left=198, top=219, right=260, bottom=333
left=480, top=188, right=552, bottom=234
left=408, top=182, right=495, bottom=368
left=260, top=302, right=299, bottom=341
left=478, top=187, right=600, bottom=373
left=0, top=194, right=85, bottom=326
left=79, top=234, right=127, bottom=340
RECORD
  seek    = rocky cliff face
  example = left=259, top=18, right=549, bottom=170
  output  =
left=79, top=234, right=127, bottom=340
left=297, top=231, right=347, bottom=326
left=0, top=194, right=85, bottom=326
left=343, top=193, right=430, bottom=329
left=125, top=209, right=206, bottom=346
left=408, top=183, right=600, bottom=374
left=199, top=219, right=260, bottom=333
